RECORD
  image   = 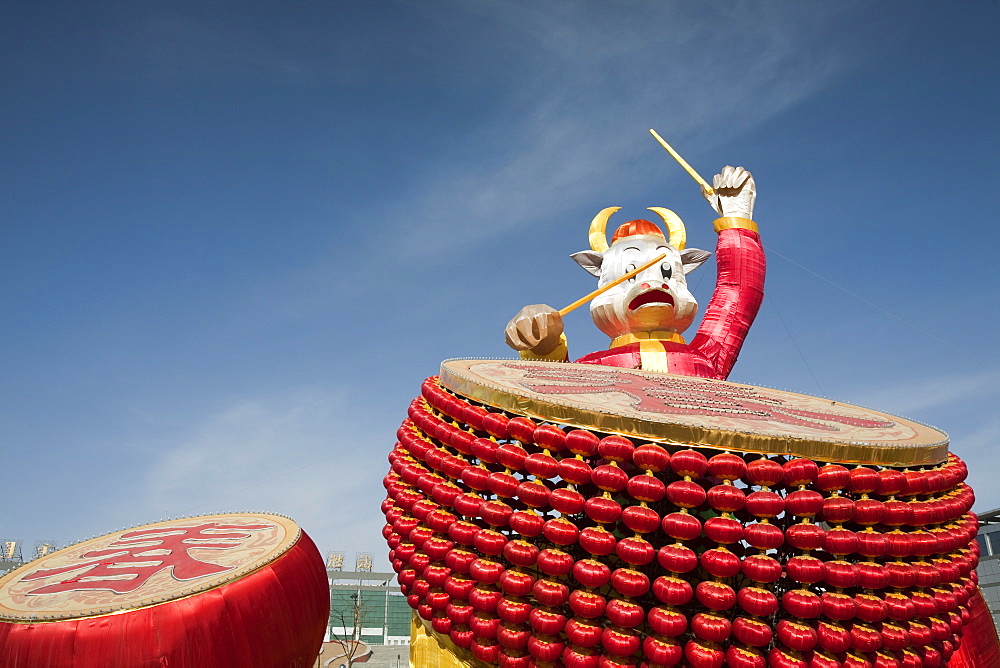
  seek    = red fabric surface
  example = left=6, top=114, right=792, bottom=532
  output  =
left=575, top=226, right=765, bottom=380
left=948, top=589, right=1000, bottom=668
left=0, top=530, right=329, bottom=668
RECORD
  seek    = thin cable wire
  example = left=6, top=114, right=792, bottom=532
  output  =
left=764, top=245, right=971, bottom=359
left=766, top=293, right=825, bottom=396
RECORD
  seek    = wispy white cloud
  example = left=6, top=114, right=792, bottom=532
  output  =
left=850, top=369, right=1000, bottom=417
left=265, top=2, right=870, bottom=314
left=379, top=3, right=861, bottom=253
left=142, top=388, right=396, bottom=565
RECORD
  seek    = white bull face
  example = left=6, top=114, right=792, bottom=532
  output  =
left=572, top=234, right=710, bottom=341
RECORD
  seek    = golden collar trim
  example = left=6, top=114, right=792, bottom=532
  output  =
left=611, top=331, right=686, bottom=348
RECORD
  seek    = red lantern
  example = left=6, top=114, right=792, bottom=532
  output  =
left=621, top=505, right=661, bottom=534
left=684, top=638, right=725, bottom=668
left=473, top=529, right=508, bottom=555
left=816, top=464, right=850, bottom=491
left=632, top=443, right=671, bottom=472
left=657, top=543, right=699, bottom=573
left=824, top=528, right=859, bottom=556
left=707, top=484, right=746, bottom=512
left=564, top=616, right=603, bottom=647
left=469, top=585, right=503, bottom=612
left=742, top=553, right=782, bottom=583
left=776, top=619, right=817, bottom=652
left=816, top=620, right=851, bottom=653
left=527, top=633, right=565, bottom=662
left=848, top=466, right=879, bottom=494
left=820, top=590, right=856, bottom=621
left=558, top=459, right=593, bottom=486
left=497, top=597, right=534, bottom=624
left=670, top=449, right=709, bottom=478
left=598, top=435, right=634, bottom=462
left=691, top=612, right=732, bottom=642
left=578, top=526, right=617, bottom=556
left=744, top=521, right=784, bottom=550
left=849, top=622, right=881, bottom=653
left=745, top=458, right=783, bottom=488
left=573, top=559, right=611, bottom=589
left=781, top=589, right=821, bottom=618
left=642, top=634, right=683, bottom=666
left=732, top=616, right=773, bottom=647
left=785, top=555, right=825, bottom=584
left=470, top=558, right=505, bottom=584
left=542, top=517, right=579, bottom=546
left=600, top=626, right=641, bottom=657
left=661, top=511, right=702, bottom=540
left=856, top=562, right=890, bottom=591
left=737, top=586, right=779, bottom=617
left=784, top=458, right=819, bottom=487
left=785, top=522, right=824, bottom=551
left=616, top=535, right=656, bottom=566
left=652, top=576, right=694, bottom=606
left=496, top=621, right=531, bottom=650
left=704, top=515, right=744, bottom=544
left=591, top=464, right=629, bottom=492
left=516, top=479, right=551, bottom=507
left=854, top=498, right=888, bottom=526
left=604, top=598, right=645, bottom=628
left=470, top=611, right=502, bottom=638
left=498, top=569, right=534, bottom=597
left=528, top=606, right=567, bottom=635
left=584, top=495, right=623, bottom=524
left=565, top=429, right=600, bottom=457
left=503, top=540, right=539, bottom=567
left=701, top=547, right=741, bottom=578
left=532, top=579, right=569, bottom=607
left=533, top=423, right=566, bottom=452
left=880, top=621, right=909, bottom=650
left=695, top=581, right=736, bottom=610
left=854, top=593, right=888, bottom=623
left=824, top=560, right=859, bottom=589
left=536, top=549, right=574, bottom=576
left=508, top=510, right=544, bottom=538
left=647, top=606, right=688, bottom=637
left=626, top=474, right=666, bottom=503
left=708, top=452, right=747, bottom=481
left=666, top=479, right=706, bottom=508
left=785, top=489, right=824, bottom=517
left=610, top=568, right=650, bottom=597
left=724, top=644, right=766, bottom=668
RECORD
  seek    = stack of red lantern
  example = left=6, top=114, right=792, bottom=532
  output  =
left=381, top=376, right=979, bottom=667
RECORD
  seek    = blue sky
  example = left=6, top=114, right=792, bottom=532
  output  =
left=2, top=2, right=998, bottom=569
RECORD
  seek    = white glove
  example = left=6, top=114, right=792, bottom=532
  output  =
left=504, top=304, right=564, bottom=355
left=704, top=165, right=756, bottom=220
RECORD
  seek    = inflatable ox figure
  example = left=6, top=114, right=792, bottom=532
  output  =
left=505, top=166, right=764, bottom=380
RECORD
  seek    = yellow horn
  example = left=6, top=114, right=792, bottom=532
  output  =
left=588, top=207, right=619, bottom=253
left=647, top=207, right=687, bottom=250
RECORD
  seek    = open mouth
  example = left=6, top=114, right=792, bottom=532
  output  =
left=628, top=290, right=674, bottom=310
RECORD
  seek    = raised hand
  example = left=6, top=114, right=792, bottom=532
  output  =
left=504, top=304, right=564, bottom=355
left=704, top=165, right=756, bottom=220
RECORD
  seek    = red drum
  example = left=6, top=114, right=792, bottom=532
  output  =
left=386, top=360, right=981, bottom=666
left=0, top=513, right=328, bottom=667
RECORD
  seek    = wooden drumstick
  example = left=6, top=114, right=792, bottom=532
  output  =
left=559, top=253, right=667, bottom=316
left=649, top=129, right=714, bottom=197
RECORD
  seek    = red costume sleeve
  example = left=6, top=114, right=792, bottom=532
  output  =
left=689, top=225, right=765, bottom=380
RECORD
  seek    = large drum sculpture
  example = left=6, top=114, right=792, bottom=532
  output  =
left=0, top=513, right=330, bottom=667
left=383, top=359, right=987, bottom=668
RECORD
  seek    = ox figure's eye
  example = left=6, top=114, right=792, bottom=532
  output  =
left=625, top=263, right=637, bottom=282
left=661, top=263, right=672, bottom=280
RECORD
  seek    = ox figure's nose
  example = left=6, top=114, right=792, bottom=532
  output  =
left=640, top=283, right=650, bottom=290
